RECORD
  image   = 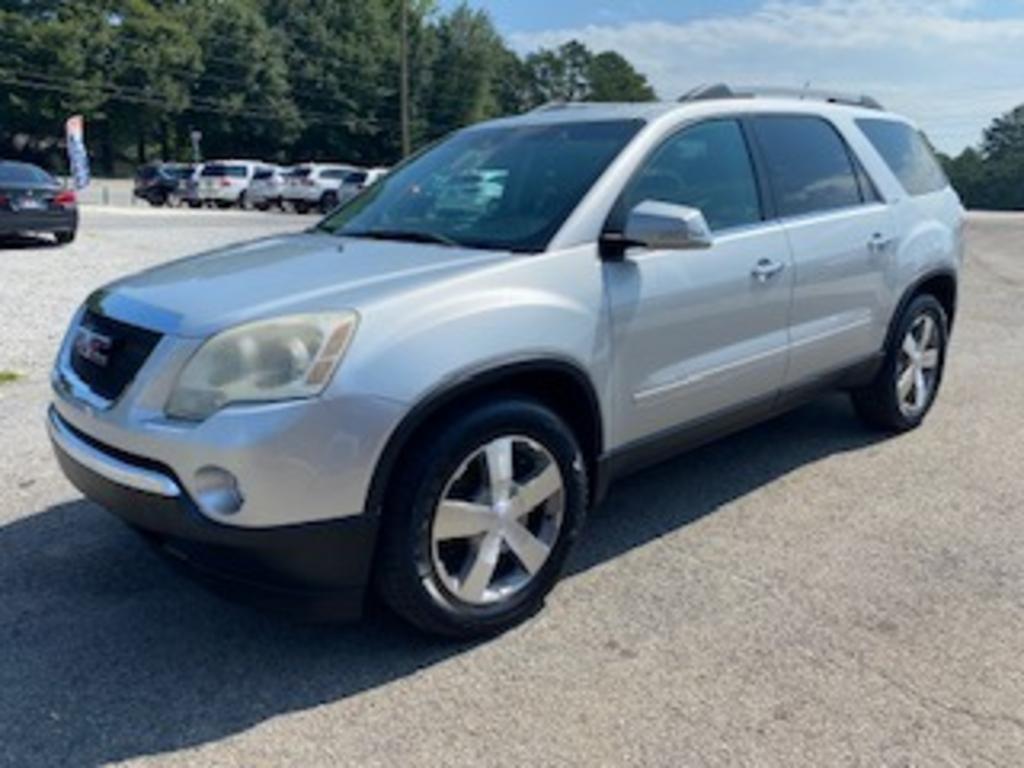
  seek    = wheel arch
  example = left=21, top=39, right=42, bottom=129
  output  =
left=364, top=358, right=604, bottom=517
left=885, top=268, right=958, bottom=350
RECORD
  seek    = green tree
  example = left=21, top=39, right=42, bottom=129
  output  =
left=943, top=105, right=1024, bottom=210
left=524, top=40, right=656, bottom=105
left=107, top=0, right=202, bottom=164
left=525, top=40, right=593, bottom=103
left=423, top=5, right=513, bottom=140
left=183, top=0, right=299, bottom=163
left=588, top=51, right=656, bottom=102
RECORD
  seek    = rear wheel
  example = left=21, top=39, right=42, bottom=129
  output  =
left=852, top=294, right=948, bottom=432
left=375, top=398, right=587, bottom=637
left=294, top=201, right=310, bottom=215
left=319, top=191, right=338, bottom=214
left=54, top=229, right=76, bottom=245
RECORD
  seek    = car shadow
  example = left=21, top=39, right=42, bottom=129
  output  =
left=0, top=395, right=883, bottom=764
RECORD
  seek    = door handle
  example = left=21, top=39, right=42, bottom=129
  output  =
left=751, top=258, right=786, bottom=283
left=868, top=233, right=896, bottom=253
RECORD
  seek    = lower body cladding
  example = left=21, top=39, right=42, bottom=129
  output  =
left=48, top=407, right=380, bottom=620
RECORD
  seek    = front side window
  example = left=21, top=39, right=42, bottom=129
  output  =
left=318, top=120, right=643, bottom=252
left=752, top=116, right=863, bottom=217
left=857, top=118, right=948, bottom=196
left=614, top=119, right=763, bottom=232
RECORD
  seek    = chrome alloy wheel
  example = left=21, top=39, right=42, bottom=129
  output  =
left=896, top=313, right=941, bottom=418
left=430, top=435, right=565, bottom=606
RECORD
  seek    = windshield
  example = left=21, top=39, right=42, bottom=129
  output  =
left=318, top=119, right=643, bottom=252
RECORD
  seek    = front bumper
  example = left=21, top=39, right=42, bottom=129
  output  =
left=49, top=407, right=379, bottom=620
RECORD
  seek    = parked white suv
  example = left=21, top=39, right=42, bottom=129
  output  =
left=247, top=165, right=289, bottom=210
left=283, top=163, right=356, bottom=214
left=49, top=87, right=963, bottom=637
left=338, top=167, right=389, bottom=205
left=197, top=160, right=261, bottom=208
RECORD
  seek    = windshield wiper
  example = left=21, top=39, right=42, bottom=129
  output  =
left=341, top=228, right=462, bottom=247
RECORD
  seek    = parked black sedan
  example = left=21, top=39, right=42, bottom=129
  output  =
left=134, top=162, right=194, bottom=207
left=0, top=161, right=78, bottom=244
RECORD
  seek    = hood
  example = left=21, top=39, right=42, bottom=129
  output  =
left=88, top=231, right=508, bottom=337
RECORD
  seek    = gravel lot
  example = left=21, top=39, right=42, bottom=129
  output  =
left=1, top=209, right=1022, bottom=767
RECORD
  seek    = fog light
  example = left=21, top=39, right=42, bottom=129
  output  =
left=194, top=466, right=244, bottom=516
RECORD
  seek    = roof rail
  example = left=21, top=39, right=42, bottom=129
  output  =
left=678, top=83, right=884, bottom=111
left=529, top=100, right=599, bottom=113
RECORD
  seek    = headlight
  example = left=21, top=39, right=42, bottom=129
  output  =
left=166, top=312, right=358, bottom=421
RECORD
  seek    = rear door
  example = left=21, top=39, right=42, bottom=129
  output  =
left=749, top=115, right=895, bottom=385
left=605, top=118, right=794, bottom=446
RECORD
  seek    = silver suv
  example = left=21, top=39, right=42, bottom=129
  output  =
left=49, top=88, right=963, bottom=636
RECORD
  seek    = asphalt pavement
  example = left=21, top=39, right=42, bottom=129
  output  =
left=1, top=208, right=1022, bottom=767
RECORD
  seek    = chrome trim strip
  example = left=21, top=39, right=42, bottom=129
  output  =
left=789, top=316, right=872, bottom=350
left=48, top=409, right=180, bottom=498
left=634, top=345, right=784, bottom=404
left=633, top=316, right=871, bottom=405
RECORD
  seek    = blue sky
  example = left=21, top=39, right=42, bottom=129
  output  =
left=439, top=0, right=1024, bottom=153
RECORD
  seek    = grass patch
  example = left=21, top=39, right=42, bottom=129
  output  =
left=0, top=370, right=22, bottom=385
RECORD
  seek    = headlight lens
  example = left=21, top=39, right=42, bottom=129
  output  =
left=166, top=311, right=358, bottom=421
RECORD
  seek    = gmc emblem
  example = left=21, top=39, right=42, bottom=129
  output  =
left=74, top=326, right=113, bottom=367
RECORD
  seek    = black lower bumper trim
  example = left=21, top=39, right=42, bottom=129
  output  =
left=52, top=425, right=379, bottom=621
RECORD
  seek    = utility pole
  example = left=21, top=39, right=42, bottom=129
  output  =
left=399, top=0, right=411, bottom=157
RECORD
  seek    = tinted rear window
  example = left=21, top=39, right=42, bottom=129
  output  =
left=201, top=164, right=247, bottom=178
left=857, top=119, right=948, bottom=196
left=253, top=169, right=275, bottom=180
left=0, top=163, right=53, bottom=184
left=752, top=116, right=863, bottom=217
left=345, top=171, right=368, bottom=184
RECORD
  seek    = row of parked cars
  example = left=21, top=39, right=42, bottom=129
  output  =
left=134, top=160, right=389, bottom=214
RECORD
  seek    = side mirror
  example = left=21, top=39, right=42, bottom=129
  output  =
left=604, top=200, right=713, bottom=257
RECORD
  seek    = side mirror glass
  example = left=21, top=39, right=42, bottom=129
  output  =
left=617, top=200, right=713, bottom=252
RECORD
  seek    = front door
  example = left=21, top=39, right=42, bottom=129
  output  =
left=604, top=119, right=794, bottom=447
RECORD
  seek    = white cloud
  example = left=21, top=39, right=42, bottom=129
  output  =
left=510, top=0, right=1024, bottom=153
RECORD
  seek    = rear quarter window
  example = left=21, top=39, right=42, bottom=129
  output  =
left=856, top=118, right=949, bottom=196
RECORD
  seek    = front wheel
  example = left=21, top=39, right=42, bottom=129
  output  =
left=851, top=294, right=949, bottom=432
left=375, top=398, right=588, bottom=637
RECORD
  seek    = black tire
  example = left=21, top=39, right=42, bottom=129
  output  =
left=294, top=201, right=310, bottom=215
left=54, top=229, right=76, bottom=245
left=319, top=191, right=338, bottom=214
left=148, top=191, right=167, bottom=207
left=851, top=294, right=949, bottom=432
left=255, top=202, right=270, bottom=212
left=375, top=398, right=588, bottom=638
left=187, top=200, right=202, bottom=209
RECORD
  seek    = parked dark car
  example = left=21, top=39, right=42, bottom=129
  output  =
left=134, top=163, right=194, bottom=207
left=0, top=161, right=78, bottom=244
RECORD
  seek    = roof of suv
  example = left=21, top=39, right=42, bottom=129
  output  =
left=476, top=94, right=907, bottom=131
